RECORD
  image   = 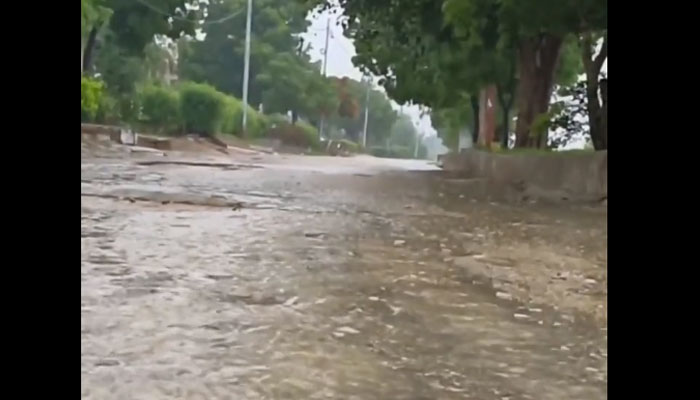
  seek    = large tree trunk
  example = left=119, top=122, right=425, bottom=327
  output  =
left=514, top=34, right=564, bottom=148
left=82, top=27, right=99, bottom=75
left=581, top=33, right=608, bottom=150
left=470, top=94, right=480, bottom=146
left=478, top=85, right=497, bottom=149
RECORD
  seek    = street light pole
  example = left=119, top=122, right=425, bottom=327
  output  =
left=241, top=0, right=253, bottom=134
left=414, top=130, right=421, bottom=159
left=319, top=18, right=330, bottom=140
left=362, top=75, right=370, bottom=147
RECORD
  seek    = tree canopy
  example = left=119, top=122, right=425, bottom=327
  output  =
left=179, top=0, right=310, bottom=104
left=309, top=0, right=607, bottom=149
left=326, top=77, right=397, bottom=145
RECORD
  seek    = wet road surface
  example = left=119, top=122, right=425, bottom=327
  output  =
left=82, top=146, right=607, bottom=399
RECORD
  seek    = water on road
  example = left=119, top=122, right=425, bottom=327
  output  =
left=81, top=146, right=607, bottom=400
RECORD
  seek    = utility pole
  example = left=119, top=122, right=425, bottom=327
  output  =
left=362, top=74, right=370, bottom=147
left=241, top=0, right=253, bottom=134
left=319, top=17, right=330, bottom=140
left=414, top=129, right=421, bottom=159
left=413, top=107, right=421, bottom=159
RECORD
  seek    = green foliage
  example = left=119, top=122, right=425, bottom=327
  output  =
left=241, top=106, right=269, bottom=138
left=82, top=0, right=112, bottom=40
left=326, top=78, right=397, bottom=145
left=257, top=53, right=309, bottom=115
left=179, top=82, right=227, bottom=136
left=368, top=146, right=414, bottom=160
left=305, top=74, right=340, bottom=121
left=297, top=120, right=320, bottom=149
left=556, top=35, right=584, bottom=87
left=180, top=0, right=311, bottom=103
left=95, top=92, right=120, bottom=124
left=81, top=77, right=104, bottom=122
left=140, top=85, right=181, bottom=134
left=530, top=105, right=562, bottom=139
left=336, top=78, right=360, bottom=119
left=220, top=96, right=270, bottom=137
left=118, top=95, right=142, bottom=125
left=338, top=139, right=361, bottom=153
left=267, top=113, right=292, bottom=127
left=143, top=42, right=177, bottom=85
left=221, top=96, right=245, bottom=135
left=310, top=0, right=606, bottom=147
left=95, top=31, right=148, bottom=95
left=105, top=0, right=201, bottom=56
left=266, top=121, right=320, bottom=150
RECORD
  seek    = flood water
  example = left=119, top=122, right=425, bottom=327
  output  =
left=81, top=145, right=607, bottom=399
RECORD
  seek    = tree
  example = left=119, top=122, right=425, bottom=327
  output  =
left=304, top=74, right=341, bottom=126
left=256, top=53, right=311, bottom=122
left=336, top=77, right=360, bottom=119
left=443, top=0, right=604, bottom=148
left=81, top=0, right=112, bottom=74
left=82, top=0, right=201, bottom=75
left=325, top=78, right=397, bottom=145
left=307, top=0, right=499, bottom=147
left=94, top=31, right=148, bottom=95
left=255, top=52, right=339, bottom=125
left=580, top=34, right=607, bottom=150
left=106, top=0, right=200, bottom=55
left=180, top=0, right=311, bottom=105
left=312, top=0, right=604, bottom=149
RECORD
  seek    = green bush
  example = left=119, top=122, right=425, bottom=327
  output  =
left=140, top=85, right=181, bottom=134
left=179, top=82, right=227, bottom=136
left=227, top=102, right=268, bottom=138
left=338, top=139, right=361, bottom=153
left=221, top=96, right=244, bottom=135
left=266, top=121, right=319, bottom=150
left=81, top=77, right=104, bottom=122
left=297, top=120, right=320, bottom=149
left=369, top=146, right=413, bottom=159
left=118, top=95, right=142, bottom=125
left=95, top=93, right=119, bottom=124
left=267, top=113, right=291, bottom=128
left=245, top=106, right=269, bottom=138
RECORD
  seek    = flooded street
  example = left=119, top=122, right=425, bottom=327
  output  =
left=81, top=143, right=607, bottom=399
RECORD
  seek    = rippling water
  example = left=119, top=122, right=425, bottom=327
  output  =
left=82, top=149, right=606, bottom=399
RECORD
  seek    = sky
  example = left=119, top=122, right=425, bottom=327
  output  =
left=301, top=9, right=438, bottom=138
